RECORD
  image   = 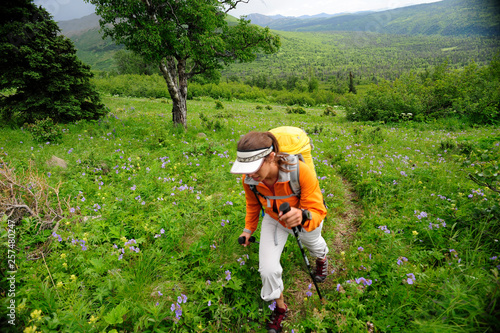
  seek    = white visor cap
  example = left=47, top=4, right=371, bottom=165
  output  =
left=230, top=146, right=273, bottom=174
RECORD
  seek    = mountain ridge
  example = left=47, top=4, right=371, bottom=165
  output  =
left=58, top=0, right=499, bottom=37
left=249, top=0, right=500, bottom=36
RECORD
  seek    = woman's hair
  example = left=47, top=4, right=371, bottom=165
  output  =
left=236, top=131, right=293, bottom=172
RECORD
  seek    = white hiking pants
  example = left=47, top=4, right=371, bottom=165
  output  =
left=258, top=213, right=329, bottom=302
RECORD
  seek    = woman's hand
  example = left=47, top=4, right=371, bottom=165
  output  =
left=238, top=231, right=252, bottom=247
left=279, top=206, right=302, bottom=229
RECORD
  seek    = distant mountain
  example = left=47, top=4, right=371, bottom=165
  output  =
left=58, top=13, right=100, bottom=36
left=248, top=0, right=500, bottom=36
left=58, top=0, right=499, bottom=71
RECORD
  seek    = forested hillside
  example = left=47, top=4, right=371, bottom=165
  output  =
left=257, top=0, right=500, bottom=36
left=70, top=28, right=122, bottom=71
left=61, top=0, right=499, bottom=79
left=222, top=31, right=499, bottom=90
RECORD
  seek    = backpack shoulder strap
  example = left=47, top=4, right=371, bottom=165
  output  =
left=287, top=154, right=301, bottom=198
left=249, top=184, right=265, bottom=217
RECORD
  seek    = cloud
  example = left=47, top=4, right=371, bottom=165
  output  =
left=34, top=0, right=96, bottom=21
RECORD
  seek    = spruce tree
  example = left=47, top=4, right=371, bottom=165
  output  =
left=349, top=71, right=357, bottom=94
left=0, top=0, right=106, bottom=126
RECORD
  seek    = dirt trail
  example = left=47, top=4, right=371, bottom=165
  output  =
left=288, top=176, right=362, bottom=313
left=331, top=177, right=362, bottom=254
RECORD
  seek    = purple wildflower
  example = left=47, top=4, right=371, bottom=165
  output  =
left=407, top=273, right=416, bottom=285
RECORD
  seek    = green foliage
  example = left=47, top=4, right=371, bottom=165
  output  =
left=345, top=58, right=500, bottom=124
left=1, top=96, right=499, bottom=332
left=92, top=74, right=170, bottom=99
left=323, top=106, right=337, bottom=116
left=222, top=30, right=500, bottom=91
left=199, top=112, right=224, bottom=131
left=113, top=50, right=158, bottom=75
left=348, top=72, right=357, bottom=94
left=103, top=303, right=128, bottom=325
left=464, top=140, right=500, bottom=194
left=0, top=0, right=106, bottom=126
left=214, top=100, right=224, bottom=110
left=24, top=118, right=63, bottom=143
left=286, top=106, right=306, bottom=114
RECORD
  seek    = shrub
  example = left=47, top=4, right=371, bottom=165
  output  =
left=199, top=112, right=224, bottom=130
left=24, top=118, right=63, bottom=143
left=323, top=106, right=337, bottom=116
left=343, top=59, right=500, bottom=124
left=286, top=106, right=306, bottom=114
left=215, top=100, right=224, bottom=109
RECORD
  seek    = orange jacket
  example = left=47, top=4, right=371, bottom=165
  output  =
left=242, top=160, right=327, bottom=233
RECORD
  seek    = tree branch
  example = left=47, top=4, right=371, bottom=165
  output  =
left=221, top=0, right=251, bottom=14
left=468, top=174, right=500, bottom=193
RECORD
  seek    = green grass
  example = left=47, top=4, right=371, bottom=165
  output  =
left=1, top=96, right=499, bottom=332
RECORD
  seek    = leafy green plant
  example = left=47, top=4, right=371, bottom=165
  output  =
left=323, top=106, right=337, bottom=116
left=24, top=118, right=63, bottom=143
left=465, top=143, right=500, bottom=194
left=214, top=100, right=224, bottom=109
left=199, top=112, right=224, bottom=130
left=286, top=106, right=306, bottom=114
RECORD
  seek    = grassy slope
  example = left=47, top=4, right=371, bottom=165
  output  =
left=1, top=96, right=499, bottom=332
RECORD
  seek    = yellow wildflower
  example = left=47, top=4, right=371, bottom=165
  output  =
left=62, top=262, right=67, bottom=268
left=60, top=253, right=66, bottom=259
left=30, top=309, right=42, bottom=321
left=412, top=231, right=419, bottom=236
left=70, top=275, right=77, bottom=282
left=23, top=325, right=38, bottom=333
left=88, top=315, right=98, bottom=324
left=57, top=281, right=64, bottom=288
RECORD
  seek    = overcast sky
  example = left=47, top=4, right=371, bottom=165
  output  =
left=34, top=0, right=443, bottom=22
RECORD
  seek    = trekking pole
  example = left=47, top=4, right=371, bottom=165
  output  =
left=238, top=235, right=259, bottom=244
left=280, top=202, right=322, bottom=300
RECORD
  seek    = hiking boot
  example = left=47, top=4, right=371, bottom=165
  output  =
left=266, top=304, right=288, bottom=333
left=314, top=257, right=328, bottom=282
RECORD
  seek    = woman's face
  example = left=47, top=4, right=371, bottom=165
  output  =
left=248, top=154, right=276, bottom=182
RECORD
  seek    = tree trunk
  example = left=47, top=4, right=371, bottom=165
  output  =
left=159, top=56, right=188, bottom=128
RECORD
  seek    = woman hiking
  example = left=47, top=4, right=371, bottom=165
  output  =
left=230, top=131, right=329, bottom=333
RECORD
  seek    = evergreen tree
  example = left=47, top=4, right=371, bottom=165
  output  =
left=0, top=0, right=106, bottom=126
left=349, top=71, right=357, bottom=94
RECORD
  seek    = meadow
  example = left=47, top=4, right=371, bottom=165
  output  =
left=1, top=95, right=499, bottom=332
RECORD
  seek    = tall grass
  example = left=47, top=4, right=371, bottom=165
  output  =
left=1, top=96, right=499, bottom=332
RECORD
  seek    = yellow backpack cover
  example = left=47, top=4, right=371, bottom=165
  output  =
left=269, top=126, right=316, bottom=179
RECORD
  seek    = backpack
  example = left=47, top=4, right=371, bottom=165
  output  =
left=246, top=126, right=315, bottom=216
